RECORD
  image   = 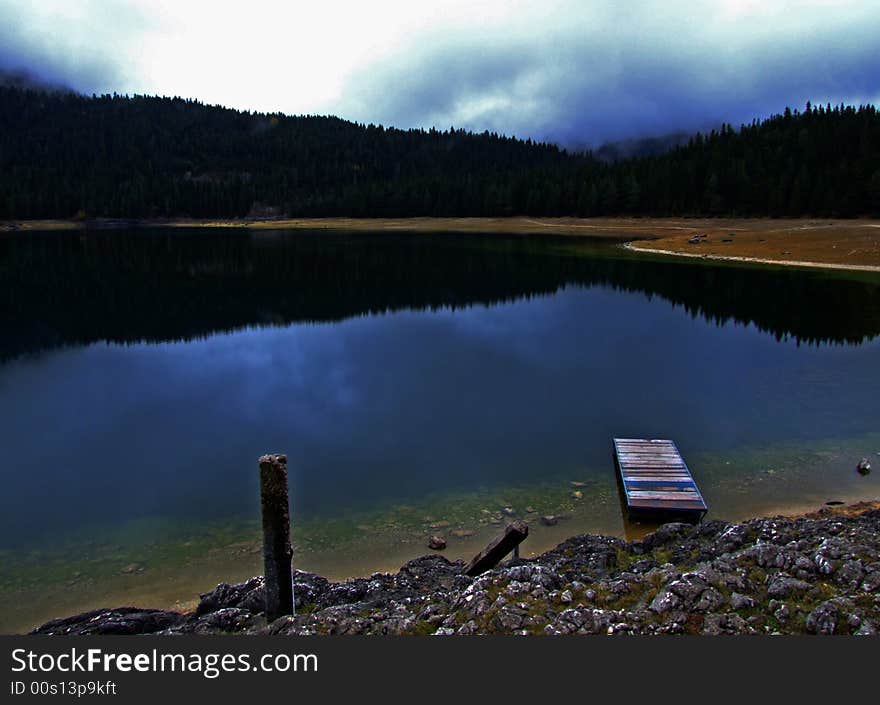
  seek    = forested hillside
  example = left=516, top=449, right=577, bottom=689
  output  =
left=1, top=87, right=878, bottom=219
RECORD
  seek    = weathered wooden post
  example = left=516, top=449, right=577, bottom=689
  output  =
left=259, top=453, right=293, bottom=621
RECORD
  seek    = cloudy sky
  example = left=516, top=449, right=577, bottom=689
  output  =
left=2, top=0, right=879, bottom=146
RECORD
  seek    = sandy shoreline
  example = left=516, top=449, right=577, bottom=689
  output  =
left=26, top=497, right=880, bottom=635
left=623, top=242, right=880, bottom=273
left=5, top=490, right=878, bottom=635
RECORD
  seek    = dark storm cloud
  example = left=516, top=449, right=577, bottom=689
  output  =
left=0, top=1, right=145, bottom=92
left=0, top=35, right=106, bottom=91
left=338, top=5, right=880, bottom=147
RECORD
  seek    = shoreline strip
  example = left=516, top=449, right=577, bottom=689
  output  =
left=623, top=242, right=880, bottom=273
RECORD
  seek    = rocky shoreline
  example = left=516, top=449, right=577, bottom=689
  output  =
left=32, top=504, right=880, bottom=636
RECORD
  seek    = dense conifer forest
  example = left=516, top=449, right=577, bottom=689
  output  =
left=1, top=86, right=878, bottom=219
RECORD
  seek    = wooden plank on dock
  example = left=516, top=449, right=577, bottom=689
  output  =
left=613, top=438, right=707, bottom=518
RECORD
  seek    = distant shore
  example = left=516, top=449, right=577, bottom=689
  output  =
left=3, top=216, right=880, bottom=272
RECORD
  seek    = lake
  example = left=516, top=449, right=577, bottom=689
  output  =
left=1, top=228, right=879, bottom=633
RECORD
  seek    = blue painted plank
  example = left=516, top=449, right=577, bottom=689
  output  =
left=613, top=437, right=707, bottom=515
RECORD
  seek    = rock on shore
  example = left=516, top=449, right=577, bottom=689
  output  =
left=32, top=505, right=880, bottom=636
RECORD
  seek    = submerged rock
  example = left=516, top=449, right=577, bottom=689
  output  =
left=428, top=535, right=447, bottom=550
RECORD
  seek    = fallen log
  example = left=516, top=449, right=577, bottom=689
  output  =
left=464, top=520, right=529, bottom=576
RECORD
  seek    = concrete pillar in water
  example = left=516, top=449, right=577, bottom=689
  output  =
left=259, top=453, right=293, bottom=621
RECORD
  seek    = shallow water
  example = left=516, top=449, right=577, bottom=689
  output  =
left=1, top=229, right=879, bottom=633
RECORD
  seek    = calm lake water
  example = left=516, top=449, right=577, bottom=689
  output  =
left=1, top=228, right=879, bottom=633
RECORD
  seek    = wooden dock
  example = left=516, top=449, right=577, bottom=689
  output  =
left=613, top=438, right=707, bottom=519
